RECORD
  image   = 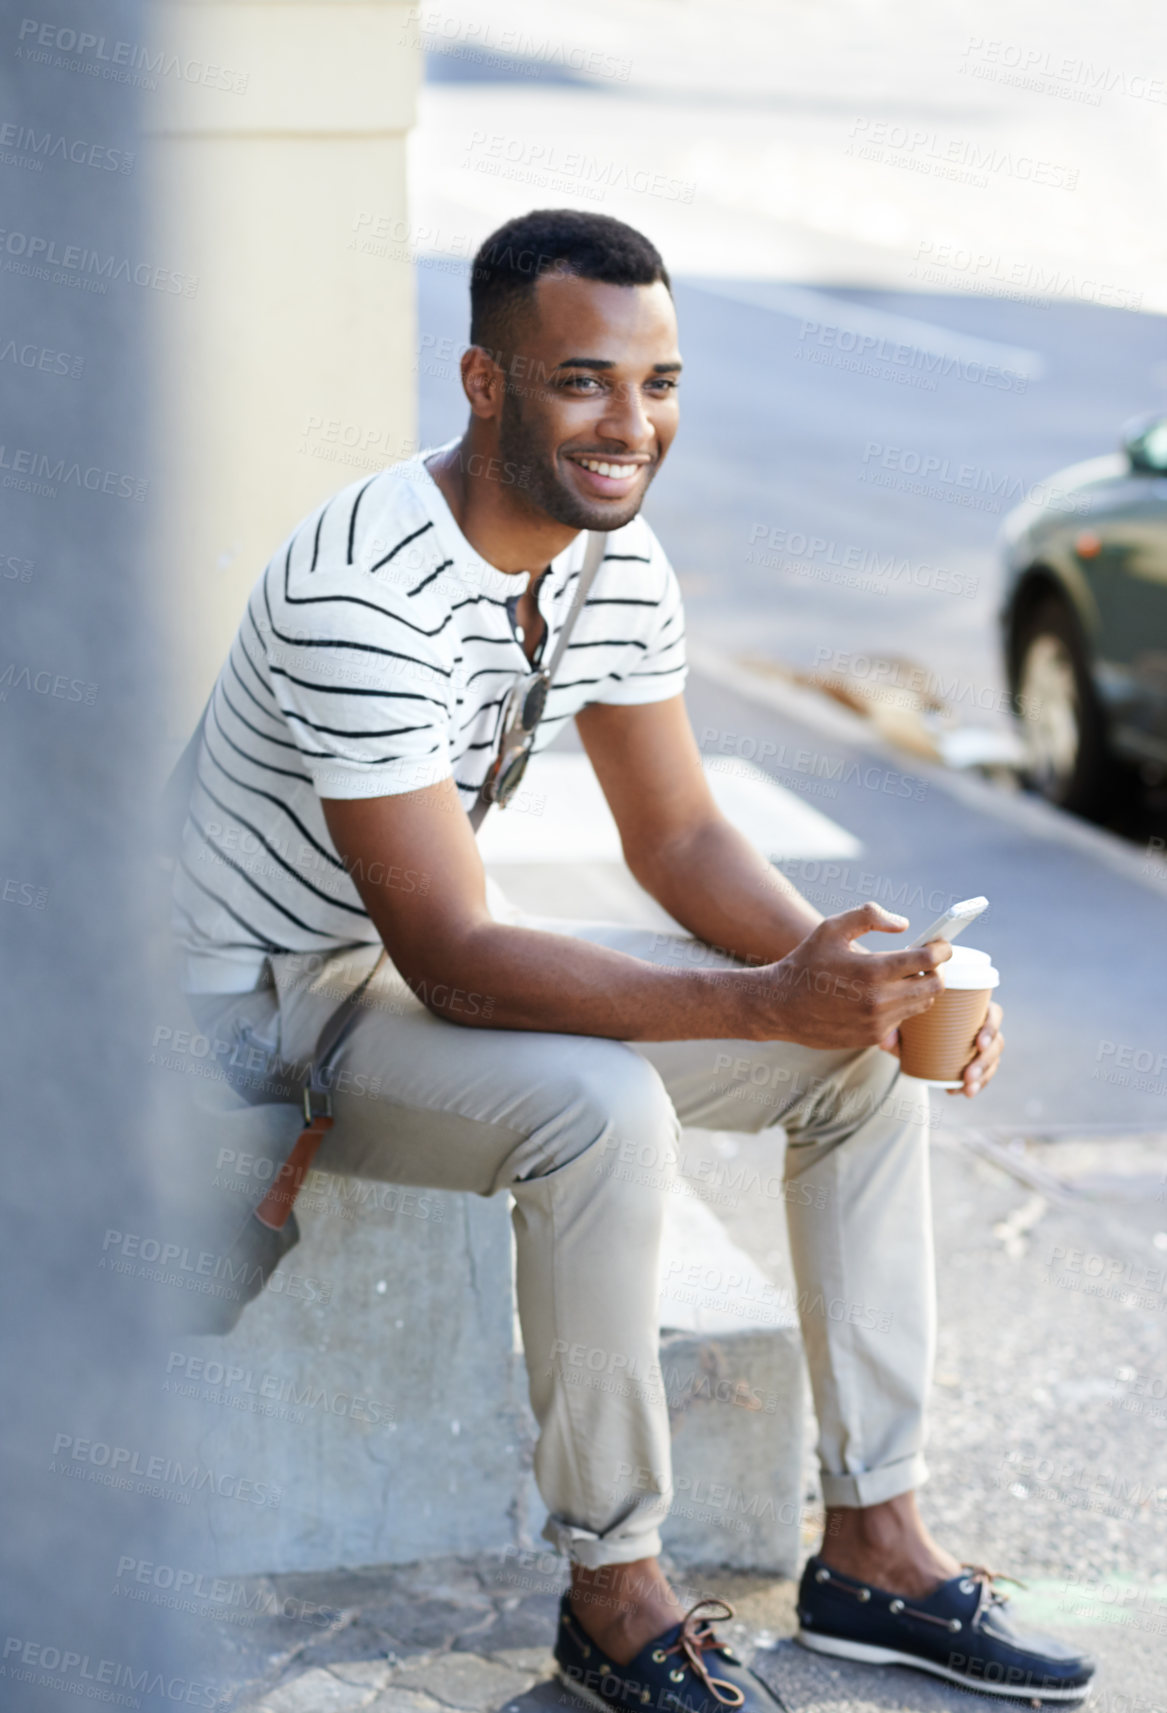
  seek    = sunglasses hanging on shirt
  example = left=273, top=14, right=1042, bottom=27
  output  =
left=470, top=530, right=605, bottom=830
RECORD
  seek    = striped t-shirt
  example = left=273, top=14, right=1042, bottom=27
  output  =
left=173, top=446, right=688, bottom=992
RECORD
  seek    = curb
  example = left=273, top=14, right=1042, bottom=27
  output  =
left=689, top=644, right=1167, bottom=902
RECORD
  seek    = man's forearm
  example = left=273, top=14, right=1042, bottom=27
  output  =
left=627, top=812, right=824, bottom=967
left=397, top=917, right=765, bottom=1041
left=394, top=815, right=823, bottom=1042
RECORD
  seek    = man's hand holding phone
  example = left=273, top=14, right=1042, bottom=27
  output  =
left=750, top=902, right=952, bottom=1048
left=748, top=899, right=1005, bottom=1098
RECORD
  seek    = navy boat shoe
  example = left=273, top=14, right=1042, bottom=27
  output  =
left=555, top=1593, right=785, bottom=1711
left=796, top=1556, right=1095, bottom=1700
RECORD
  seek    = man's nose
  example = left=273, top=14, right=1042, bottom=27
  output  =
left=595, top=380, right=653, bottom=447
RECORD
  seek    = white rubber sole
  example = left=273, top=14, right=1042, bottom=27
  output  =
left=796, top=1629, right=1093, bottom=1701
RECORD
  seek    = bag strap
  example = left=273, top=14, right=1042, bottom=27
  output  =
left=544, top=528, right=607, bottom=682
left=252, top=950, right=386, bottom=1231
left=468, top=528, right=605, bottom=833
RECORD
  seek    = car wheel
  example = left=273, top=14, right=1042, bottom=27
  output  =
left=1011, top=595, right=1111, bottom=817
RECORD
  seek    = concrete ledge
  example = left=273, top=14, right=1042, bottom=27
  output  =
left=658, top=1188, right=805, bottom=1575
left=159, top=1170, right=525, bottom=1577
left=661, top=1328, right=804, bottom=1576
left=156, top=1092, right=804, bottom=1579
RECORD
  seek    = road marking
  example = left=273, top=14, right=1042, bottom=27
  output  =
left=685, top=276, right=1045, bottom=381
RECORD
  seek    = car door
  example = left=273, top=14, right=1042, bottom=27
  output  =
left=1077, top=474, right=1167, bottom=764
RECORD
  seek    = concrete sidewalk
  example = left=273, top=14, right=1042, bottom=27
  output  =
left=215, top=1119, right=1165, bottom=1711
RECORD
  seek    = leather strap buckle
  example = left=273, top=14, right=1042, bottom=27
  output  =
left=302, top=1083, right=333, bottom=1126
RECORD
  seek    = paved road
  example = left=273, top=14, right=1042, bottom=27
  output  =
left=682, top=665, right=1167, bottom=1133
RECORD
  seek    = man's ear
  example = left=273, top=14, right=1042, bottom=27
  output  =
left=461, top=346, right=505, bottom=421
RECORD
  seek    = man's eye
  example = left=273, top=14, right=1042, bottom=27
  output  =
left=647, top=378, right=679, bottom=392
left=561, top=374, right=601, bottom=392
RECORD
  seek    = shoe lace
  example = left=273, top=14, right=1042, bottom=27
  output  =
left=664, top=1599, right=745, bottom=1708
left=963, top=1565, right=1027, bottom=1624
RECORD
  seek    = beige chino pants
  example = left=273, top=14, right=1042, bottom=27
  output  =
left=190, top=913, right=934, bottom=1568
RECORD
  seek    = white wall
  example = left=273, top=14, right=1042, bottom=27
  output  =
left=148, top=1, right=421, bottom=721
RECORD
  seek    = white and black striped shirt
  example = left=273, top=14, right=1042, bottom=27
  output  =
left=173, top=446, right=688, bottom=991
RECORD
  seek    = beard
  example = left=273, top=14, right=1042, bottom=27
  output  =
left=496, top=387, right=655, bottom=532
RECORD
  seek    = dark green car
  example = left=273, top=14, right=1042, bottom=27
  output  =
left=1001, top=413, right=1167, bottom=818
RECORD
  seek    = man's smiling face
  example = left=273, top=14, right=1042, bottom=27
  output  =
left=495, top=272, right=682, bottom=532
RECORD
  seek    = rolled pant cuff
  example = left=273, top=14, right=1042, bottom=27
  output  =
left=542, top=1515, right=663, bottom=1569
left=819, top=1453, right=928, bottom=1509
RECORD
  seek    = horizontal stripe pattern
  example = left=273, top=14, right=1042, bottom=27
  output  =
left=173, top=451, right=687, bottom=989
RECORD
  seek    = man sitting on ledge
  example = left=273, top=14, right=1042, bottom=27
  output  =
left=176, top=208, right=1092, bottom=1712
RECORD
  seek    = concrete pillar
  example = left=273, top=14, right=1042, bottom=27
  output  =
left=145, top=1, right=421, bottom=719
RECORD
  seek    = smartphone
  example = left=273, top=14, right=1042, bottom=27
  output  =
left=903, top=895, right=988, bottom=952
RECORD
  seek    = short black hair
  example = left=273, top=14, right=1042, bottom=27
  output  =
left=469, top=209, right=671, bottom=355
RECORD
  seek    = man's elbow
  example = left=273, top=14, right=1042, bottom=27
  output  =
left=623, top=812, right=722, bottom=897
left=405, top=974, right=499, bottom=1027
left=387, top=919, right=501, bottom=1028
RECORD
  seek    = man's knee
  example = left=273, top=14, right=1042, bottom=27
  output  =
left=575, top=1046, right=678, bottom=1163
left=525, top=1045, right=679, bottom=1190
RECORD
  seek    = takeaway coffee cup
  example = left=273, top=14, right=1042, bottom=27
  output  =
left=898, top=945, right=999, bottom=1087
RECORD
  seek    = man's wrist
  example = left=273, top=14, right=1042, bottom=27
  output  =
left=706, top=962, right=790, bottom=1044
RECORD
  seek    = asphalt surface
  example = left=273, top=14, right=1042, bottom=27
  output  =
left=681, top=666, right=1167, bottom=1133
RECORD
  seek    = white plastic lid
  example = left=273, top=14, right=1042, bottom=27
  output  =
left=940, top=944, right=998, bottom=989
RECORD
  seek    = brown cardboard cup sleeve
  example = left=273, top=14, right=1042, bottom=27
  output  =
left=897, top=946, right=1000, bottom=1088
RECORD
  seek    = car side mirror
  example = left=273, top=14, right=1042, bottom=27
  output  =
left=1122, top=413, right=1167, bottom=473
